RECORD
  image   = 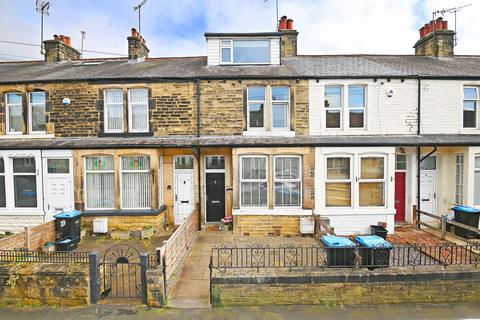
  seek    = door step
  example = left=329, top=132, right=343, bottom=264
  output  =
left=168, top=298, right=211, bottom=309
left=95, top=299, right=143, bottom=316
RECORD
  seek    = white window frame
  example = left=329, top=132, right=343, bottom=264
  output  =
left=120, top=155, right=151, bottom=210
left=325, top=155, right=353, bottom=208
left=358, top=155, right=387, bottom=208
left=219, top=39, right=271, bottom=65
left=273, top=155, right=302, bottom=208
left=84, top=156, right=115, bottom=210
left=475, top=155, right=480, bottom=206
left=127, top=88, right=149, bottom=133
left=247, top=86, right=266, bottom=131
left=324, top=85, right=343, bottom=129
left=347, top=85, right=366, bottom=129
left=104, top=89, right=124, bottom=133
left=0, top=157, right=6, bottom=208
left=463, top=86, right=479, bottom=129
left=12, top=157, right=38, bottom=208
left=455, top=154, right=464, bottom=204
left=5, top=92, right=23, bottom=135
left=395, top=154, right=407, bottom=171
left=158, top=156, right=163, bottom=207
left=240, top=155, right=268, bottom=208
left=220, top=40, right=233, bottom=64
left=28, top=91, right=47, bottom=134
left=271, top=86, right=290, bottom=131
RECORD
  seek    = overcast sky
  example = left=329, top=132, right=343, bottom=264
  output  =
left=0, top=0, right=478, bottom=61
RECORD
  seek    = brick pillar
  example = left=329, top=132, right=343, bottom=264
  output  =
left=24, top=227, right=31, bottom=250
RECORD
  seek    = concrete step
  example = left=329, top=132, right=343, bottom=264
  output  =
left=95, top=299, right=144, bottom=316
left=168, top=298, right=211, bottom=309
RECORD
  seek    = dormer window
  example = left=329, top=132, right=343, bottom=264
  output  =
left=220, top=39, right=270, bottom=64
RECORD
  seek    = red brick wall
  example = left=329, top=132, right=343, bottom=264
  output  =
left=0, top=221, right=55, bottom=251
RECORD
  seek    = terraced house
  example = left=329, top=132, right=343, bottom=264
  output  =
left=0, top=16, right=479, bottom=237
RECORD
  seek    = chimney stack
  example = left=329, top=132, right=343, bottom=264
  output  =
left=128, top=28, right=149, bottom=61
left=278, top=16, right=298, bottom=57
left=414, top=17, right=454, bottom=58
left=43, top=34, right=81, bottom=63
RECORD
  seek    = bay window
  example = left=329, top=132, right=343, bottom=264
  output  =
left=325, top=86, right=342, bottom=128
left=6, top=92, right=24, bottom=134
left=463, top=87, right=478, bottom=128
left=121, top=156, right=151, bottom=209
left=475, top=156, right=480, bottom=206
left=274, top=156, right=301, bottom=207
left=359, top=156, right=385, bottom=207
left=348, top=85, right=365, bottom=128
left=325, top=157, right=352, bottom=207
left=29, top=92, right=46, bottom=133
left=241, top=156, right=268, bottom=207
left=13, top=158, right=37, bottom=208
left=0, top=158, right=5, bottom=208
left=455, top=154, right=464, bottom=204
left=85, top=156, right=115, bottom=209
left=104, top=89, right=124, bottom=132
left=128, top=88, right=149, bottom=132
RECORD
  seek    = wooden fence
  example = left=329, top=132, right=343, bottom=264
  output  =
left=0, top=221, right=56, bottom=251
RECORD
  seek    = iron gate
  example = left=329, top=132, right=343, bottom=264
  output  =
left=100, top=244, right=142, bottom=299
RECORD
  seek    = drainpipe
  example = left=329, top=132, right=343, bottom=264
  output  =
left=195, top=78, right=202, bottom=230
left=415, top=76, right=422, bottom=228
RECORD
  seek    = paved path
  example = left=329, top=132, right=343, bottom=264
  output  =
left=2, top=303, right=480, bottom=319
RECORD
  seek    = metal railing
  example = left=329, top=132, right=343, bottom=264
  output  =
left=0, top=249, right=91, bottom=264
left=211, top=243, right=480, bottom=271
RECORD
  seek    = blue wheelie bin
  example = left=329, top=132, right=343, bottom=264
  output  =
left=321, top=235, right=356, bottom=266
left=355, top=235, right=393, bottom=269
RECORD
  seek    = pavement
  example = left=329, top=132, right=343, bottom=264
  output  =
left=1, top=303, right=480, bottom=320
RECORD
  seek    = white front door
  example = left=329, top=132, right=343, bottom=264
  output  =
left=174, top=171, right=194, bottom=224
left=43, top=158, right=74, bottom=221
left=420, top=171, right=437, bottom=215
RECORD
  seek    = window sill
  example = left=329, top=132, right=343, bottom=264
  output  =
left=233, top=208, right=312, bottom=216
left=98, top=132, right=154, bottom=138
left=242, top=130, right=295, bottom=137
left=0, top=134, right=54, bottom=139
left=82, top=206, right=166, bottom=217
left=314, top=208, right=395, bottom=216
left=0, top=209, right=45, bottom=216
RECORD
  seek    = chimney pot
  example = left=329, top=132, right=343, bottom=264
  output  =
left=424, top=23, right=431, bottom=35
left=414, top=19, right=454, bottom=58
left=279, top=16, right=287, bottom=30
left=286, top=18, right=294, bottom=30
left=53, top=34, right=59, bottom=40
left=442, top=20, right=448, bottom=30
left=65, top=36, right=71, bottom=46
left=434, top=17, right=443, bottom=31
left=419, top=26, right=425, bottom=38
left=131, top=28, right=138, bottom=38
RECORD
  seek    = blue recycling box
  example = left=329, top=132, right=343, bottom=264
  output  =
left=321, top=236, right=356, bottom=266
left=355, top=235, right=393, bottom=269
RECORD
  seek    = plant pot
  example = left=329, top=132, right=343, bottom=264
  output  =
left=142, top=227, right=154, bottom=240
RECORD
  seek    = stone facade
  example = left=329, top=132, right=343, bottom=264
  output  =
left=211, top=267, right=480, bottom=307
left=81, top=212, right=166, bottom=233
left=233, top=215, right=302, bottom=236
left=128, top=34, right=150, bottom=60
left=0, top=262, right=90, bottom=306
left=146, top=268, right=165, bottom=307
left=414, top=29, right=454, bottom=58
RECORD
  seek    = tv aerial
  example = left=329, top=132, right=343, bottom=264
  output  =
left=134, top=0, right=147, bottom=34
left=432, top=3, right=472, bottom=46
left=36, top=0, right=51, bottom=55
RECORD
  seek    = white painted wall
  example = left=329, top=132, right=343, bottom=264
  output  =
left=206, top=37, right=281, bottom=66
left=314, top=146, right=396, bottom=235
left=309, top=79, right=418, bottom=136
left=421, top=80, right=480, bottom=134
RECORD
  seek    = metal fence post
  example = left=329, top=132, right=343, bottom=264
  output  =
left=162, top=254, right=167, bottom=303
left=88, top=251, right=100, bottom=304
left=441, top=214, right=447, bottom=239
left=140, top=253, right=148, bottom=305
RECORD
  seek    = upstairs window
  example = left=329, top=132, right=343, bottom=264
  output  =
left=272, top=87, right=290, bottom=130
left=6, top=93, right=24, bottom=134
left=463, top=87, right=478, bottom=128
left=128, top=88, right=149, bottom=132
left=104, top=89, right=124, bottom=133
left=348, top=85, right=366, bottom=128
left=246, top=86, right=291, bottom=132
left=325, top=86, right=342, bottom=129
left=247, top=87, right=266, bottom=129
left=29, top=92, right=47, bottom=133
left=221, top=40, right=270, bottom=64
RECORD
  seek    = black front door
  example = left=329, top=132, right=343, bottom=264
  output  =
left=206, top=172, right=225, bottom=222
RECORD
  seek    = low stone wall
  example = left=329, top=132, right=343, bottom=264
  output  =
left=211, top=266, right=480, bottom=307
left=81, top=211, right=166, bottom=232
left=233, top=215, right=302, bottom=236
left=0, top=262, right=90, bottom=306
left=0, top=221, right=55, bottom=251
left=146, top=268, right=165, bottom=307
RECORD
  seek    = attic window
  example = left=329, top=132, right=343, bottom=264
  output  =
left=221, top=39, right=270, bottom=64
left=73, top=61, right=105, bottom=66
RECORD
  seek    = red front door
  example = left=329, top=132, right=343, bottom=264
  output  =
left=395, top=172, right=406, bottom=222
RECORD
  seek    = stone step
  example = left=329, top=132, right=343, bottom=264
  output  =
left=168, top=298, right=211, bottom=309
left=95, top=299, right=144, bottom=316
